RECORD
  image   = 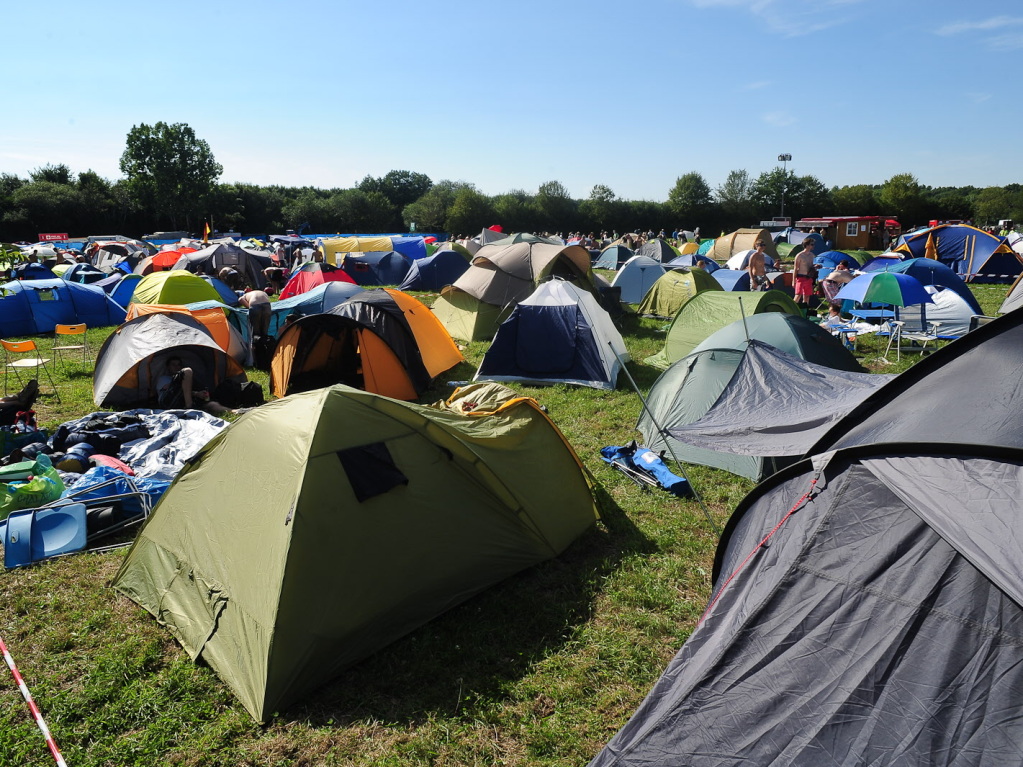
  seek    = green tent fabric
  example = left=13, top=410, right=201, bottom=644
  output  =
left=112, top=383, right=599, bottom=722
left=131, top=270, right=223, bottom=307
left=645, top=290, right=802, bottom=369
left=430, top=286, right=511, bottom=342
left=637, top=268, right=722, bottom=319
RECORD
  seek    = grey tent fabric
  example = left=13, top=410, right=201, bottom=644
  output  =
left=666, top=342, right=894, bottom=456
left=812, top=309, right=1023, bottom=454
left=590, top=449, right=1023, bottom=766
left=590, top=309, right=1023, bottom=767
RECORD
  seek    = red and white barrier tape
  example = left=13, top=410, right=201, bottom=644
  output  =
left=0, top=634, right=67, bottom=766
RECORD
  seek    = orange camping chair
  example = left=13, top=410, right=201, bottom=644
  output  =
left=1, top=339, right=60, bottom=403
left=52, top=323, right=90, bottom=368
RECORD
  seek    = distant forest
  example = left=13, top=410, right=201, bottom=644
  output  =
left=2, top=122, right=1021, bottom=242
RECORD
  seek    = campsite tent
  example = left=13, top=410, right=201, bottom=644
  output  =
left=113, top=383, right=600, bottom=722
left=95, top=272, right=143, bottom=309
left=340, top=251, right=413, bottom=287
left=62, top=263, right=107, bottom=284
left=664, top=254, right=719, bottom=273
left=474, top=281, right=629, bottom=389
left=707, top=228, right=779, bottom=263
left=173, top=242, right=270, bottom=290
left=320, top=235, right=427, bottom=265
left=894, top=223, right=1020, bottom=282
left=278, top=262, right=357, bottom=300
left=875, top=257, right=983, bottom=314
left=93, top=312, right=246, bottom=408
left=398, top=249, right=470, bottom=292
left=591, top=309, right=1023, bottom=766
left=610, top=256, right=665, bottom=304
left=723, top=250, right=777, bottom=271
left=0, top=278, right=127, bottom=336
left=267, top=281, right=366, bottom=337
left=637, top=268, right=722, bottom=318
left=271, top=289, right=461, bottom=400
left=710, top=269, right=786, bottom=292
left=634, top=239, right=677, bottom=263
left=897, top=285, right=976, bottom=337
left=432, top=242, right=594, bottom=342
left=592, top=245, right=633, bottom=271
left=124, top=303, right=249, bottom=363
left=639, top=316, right=862, bottom=480
left=131, top=270, right=226, bottom=307
left=645, top=290, right=802, bottom=368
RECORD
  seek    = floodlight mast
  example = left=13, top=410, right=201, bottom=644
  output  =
left=778, top=153, right=792, bottom=218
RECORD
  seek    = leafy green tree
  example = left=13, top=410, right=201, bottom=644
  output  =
left=402, top=180, right=466, bottom=232
left=281, top=188, right=329, bottom=232
left=445, top=187, right=496, bottom=235
left=534, top=180, right=577, bottom=231
left=830, top=184, right=878, bottom=216
left=119, top=121, right=223, bottom=231
left=622, top=199, right=668, bottom=233
left=30, top=164, right=74, bottom=185
left=5, top=181, right=82, bottom=238
left=924, top=186, right=976, bottom=223
left=492, top=190, right=537, bottom=233
left=750, top=170, right=831, bottom=222
left=361, top=170, right=433, bottom=210
left=667, top=172, right=712, bottom=225
left=714, top=170, right=756, bottom=228
left=972, top=185, right=1023, bottom=226
left=579, top=184, right=620, bottom=232
left=877, top=173, right=926, bottom=227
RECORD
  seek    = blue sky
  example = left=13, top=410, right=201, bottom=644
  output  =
left=3, top=0, right=1020, bottom=202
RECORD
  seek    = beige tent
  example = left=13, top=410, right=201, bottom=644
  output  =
left=708, top=228, right=780, bottom=262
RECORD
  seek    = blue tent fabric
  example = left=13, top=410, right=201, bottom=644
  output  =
left=896, top=224, right=1020, bottom=283
left=13, top=263, right=58, bottom=281
left=665, top=255, right=720, bottom=273
left=266, top=281, right=365, bottom=337
left=198, top=276, right=240, bottom=306
left=388, top=236, right=428, bottom=262
left=341, top=251, right=412, bottom=286
left=63, top=263, right=107, bottom=284
left=885, top=258, right=983, bottom=314
left=0, top=279, right=127, bottom=336
left=478, top=305, right=606, bottom=384
left=398, top=250, right=469, bottom=292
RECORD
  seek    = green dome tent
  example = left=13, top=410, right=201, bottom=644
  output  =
left=645, top=290, right=801, bottom=369
left=637, top=267, right=722, bottom=319
left=113, top=383, right=599, bottom=722
left=131, top=270, right=224, bottom=307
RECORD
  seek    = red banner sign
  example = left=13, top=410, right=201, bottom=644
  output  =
left=38, top=233, right=68, bottom=242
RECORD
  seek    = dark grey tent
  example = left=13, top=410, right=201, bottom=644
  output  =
left=590, top=309, right=1023, bottom=767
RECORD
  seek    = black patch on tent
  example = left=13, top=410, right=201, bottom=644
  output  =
left=336, top=441, right=408, bottom=502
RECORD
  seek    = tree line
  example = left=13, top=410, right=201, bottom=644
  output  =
left=1, top=122, right=1021, bottom=242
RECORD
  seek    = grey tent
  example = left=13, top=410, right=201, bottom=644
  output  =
left=590, top=309, right=1023, bottom=766
left=666, top=341, right=895, bottom=457
left=93, top=313, right=247, bottom=408
left=639, top=314, right=862, bottom=481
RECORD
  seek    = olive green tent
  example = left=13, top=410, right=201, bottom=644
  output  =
left=112, top=383, right=599, bottom=722
left=645, top=290, right=801, bottom=369
left=637, top=267, right=722, bottom=318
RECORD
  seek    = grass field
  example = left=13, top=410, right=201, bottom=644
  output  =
left=0, top=282, right=1007, bottom=766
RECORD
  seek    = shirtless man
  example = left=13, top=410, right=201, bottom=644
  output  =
left=747, top=240, right=769, bottom=291
left=793, top=239, right=816, bottom=308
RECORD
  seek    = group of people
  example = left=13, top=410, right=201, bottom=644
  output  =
left=745, top=238, right=856, bottom=318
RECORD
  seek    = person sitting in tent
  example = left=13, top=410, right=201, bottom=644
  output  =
left=156, top=356, right=238, bottom=416
left=747, top=240, right=770, bottom=291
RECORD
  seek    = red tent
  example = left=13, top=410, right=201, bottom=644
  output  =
left=279, top=263, right=357, bottom=300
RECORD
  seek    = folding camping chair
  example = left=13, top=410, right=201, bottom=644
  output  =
left=884, top=320, right=941, bottom=361
left=1, top=339, right=60, bottom=403
left=52, top=323, right=89, bottom=368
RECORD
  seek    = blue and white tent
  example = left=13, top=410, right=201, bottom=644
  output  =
left=474, top=280, right=630, bottom=390
left=611, top=256, right=665, bottom=304
left=0, top=279, right=126, bottom=336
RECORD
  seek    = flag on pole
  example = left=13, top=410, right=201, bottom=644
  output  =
left=203, top=222, right=210, bottom=244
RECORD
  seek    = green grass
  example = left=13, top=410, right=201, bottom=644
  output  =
left=0, top=282, right=1008, bottom=766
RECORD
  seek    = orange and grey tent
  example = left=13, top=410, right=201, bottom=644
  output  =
left=125, top=303, right=248, bottom=363
left=93, top=313, right=247, bottom=408
left=270, top=289, right=460, bottom=400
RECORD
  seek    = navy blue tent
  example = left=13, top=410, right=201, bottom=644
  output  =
left=398, top=249, right=469, bottom=292
left=341, top=251, right=412, bottom=286
left=12, top=263, right=57, bottom=281
left=63, top=263, right=107, bottom=284
left=95, top=273, right=143, bottom=309
left=0, top=279, right=127, bottom=336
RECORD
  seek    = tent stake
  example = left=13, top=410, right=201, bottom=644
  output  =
left=609, top=342, right=721, bottom=535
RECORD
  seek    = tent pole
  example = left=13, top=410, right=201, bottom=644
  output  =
left=738, top=295, right=751, bottom=342
left=608, top=342, right=721, bottom=535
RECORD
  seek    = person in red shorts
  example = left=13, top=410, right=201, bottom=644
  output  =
left=792, top=239, right=817, bottom=313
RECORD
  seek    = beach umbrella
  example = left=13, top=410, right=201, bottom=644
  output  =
left=834, top=271, right=934, bottom=307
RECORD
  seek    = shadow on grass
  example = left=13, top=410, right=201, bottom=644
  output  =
left=289, top=482, right=654, bottom=727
